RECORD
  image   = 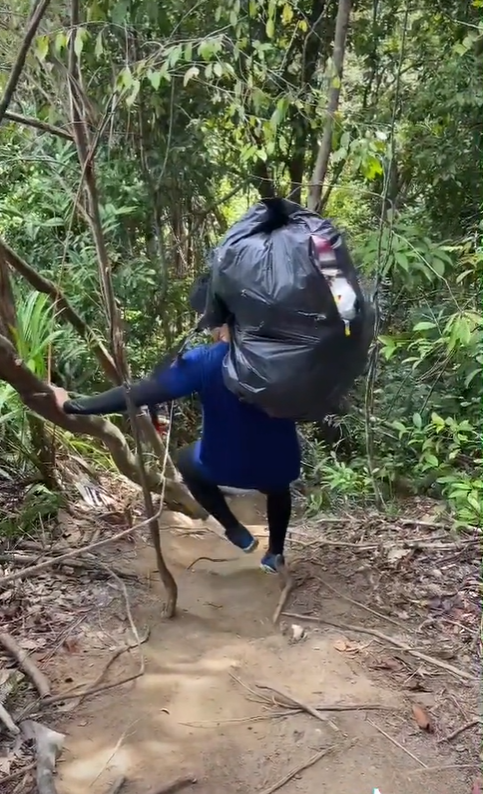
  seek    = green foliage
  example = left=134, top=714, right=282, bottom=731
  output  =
left=0, top=482, right=66, bottom=539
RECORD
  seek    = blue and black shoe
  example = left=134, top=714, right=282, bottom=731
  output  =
left=224, top=524, right=259, bottom=553
left=260, top=552, right=285, bottom=574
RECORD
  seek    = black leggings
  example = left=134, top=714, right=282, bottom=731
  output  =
left=176, top=444, right=291, bottom=556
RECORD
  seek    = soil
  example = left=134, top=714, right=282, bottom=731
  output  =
left=31, top=494, right=476, bottom=794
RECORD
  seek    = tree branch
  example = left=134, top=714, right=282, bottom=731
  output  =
left=0, top=333, right=204, bottom=518
left=308, top=0, right=352, bottom=212
left=67, top=0, right=181, bottom=613
left=0, top=0, right=52, bottom=125
left=2, top=110, right=73, bottom=141
left=0, top=238, right=120, bottom=384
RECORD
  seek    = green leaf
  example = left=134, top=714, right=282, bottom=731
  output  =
left=95, top=31, right=104, bottom=58
left=213, top=62, right=223, bottom=77
left=35, top=35, right=49, bottom=61
left=390, top=420, right=407, bottom=435
left=281, top=4, right=294, bottom=24
left=394, top=251, right=409, bottom=271
left=423, top=454, right=439, bottom=468
left=412, top=412, right=422, bottom=429
left=147, top=70, right=161, bottom=90
left=266, top=18, right=275, bottom=38
left=198, top=40, right=214, bottom=61
left=126, top=79, right=141, bottom=107
left=184, top=42, right=193, bottom=62
left=119, top=66, right=133, bottom=89
left=332, top=147, right=347, bottom=164
left=54, top=32, right=68, bottom=54
left=413, top=321, right=437, bottom=331
left=183, top=66, right=200, bottom=86
left=74, top=28, right=87, bottom=58
left=431, top=258, right=445, bottom=277
left=111, top=0, right=129, bottom=24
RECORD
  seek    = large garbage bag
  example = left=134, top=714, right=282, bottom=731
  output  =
left=194, top=198, right=374, bottom=422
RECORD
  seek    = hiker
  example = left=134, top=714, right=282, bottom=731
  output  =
left=50, top=323, right=301, bottom=574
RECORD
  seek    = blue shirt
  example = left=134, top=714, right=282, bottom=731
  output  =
left=158, top=342, right=301, bottom=490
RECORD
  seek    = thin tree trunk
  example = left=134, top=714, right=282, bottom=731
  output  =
left=308, top=0, right=352, bottom=212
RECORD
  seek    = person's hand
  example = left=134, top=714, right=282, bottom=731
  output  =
left=50, top=385, right=70, bottom=411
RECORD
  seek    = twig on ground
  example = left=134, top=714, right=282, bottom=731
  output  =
left=314, top=574, right=405, bottom=630
left=181, top=700, right=396, bottom=727
left=106, top=777, right=127, bottom=794
left=256, top=741, right=353, bottom=794
left=367, top=718, right=427, bottom=768
left=437, top=718, right=481, bottom=744
left=0, top=762, right=36, bottom=785
left=256, top=683, right=340, bottom=734
left=281, top=613, right=476, bottom=682
left=0, top=508, right=162, bottom=587
left=15, top=632, right=149, bottom=722
left=0, top=701, right=19, bottom=734
left=186, top=556, right=236, bottom=571
left=44, top=668, right=144, bottom=705
left=0, top=631, right=50, bottom=696
left=411, top=763, right=478, bottom=774
left=272, top=563, right=295, bottom=624
left=150, top=775, right=197, bottom=794
left=21, top=719, right=65, bottom=794
left=90, top=721, right=137, bottom=788
left=290, top=535, right=478, bottom=551
left=72, top=627, right=150, bottom=709
left=0, top=552, right=138, bottom=581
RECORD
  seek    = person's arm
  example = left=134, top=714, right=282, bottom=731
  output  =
left=55, top=347, right=205, bottom=416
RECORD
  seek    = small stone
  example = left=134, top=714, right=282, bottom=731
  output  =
left=290, top=624, right=305, bottom=642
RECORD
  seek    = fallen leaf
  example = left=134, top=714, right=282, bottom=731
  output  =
left=411, top=703, right=433, bottom=732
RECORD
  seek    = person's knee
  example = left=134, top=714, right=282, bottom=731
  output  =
left=175, top=444, right=197, bottom=480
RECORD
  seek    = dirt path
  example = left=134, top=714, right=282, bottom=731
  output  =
left=54, top=496, right=472, bottom=794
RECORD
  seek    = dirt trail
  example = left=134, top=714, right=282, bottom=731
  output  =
left=55, top=496, right=468, bottom=794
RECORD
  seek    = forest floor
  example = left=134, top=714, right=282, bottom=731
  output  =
left=0, top=485, right=480, bottom=794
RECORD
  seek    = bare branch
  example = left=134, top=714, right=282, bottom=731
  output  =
left=0, top=238, right=120, bottom=384
left=0, top=333, right=204, bottom=518
left=0, top=0, right=52, bottom=125
left=2, top=110, right=73, bottom=141
left=308, top=0, right=352, bottom=212
left=67, top=0, right=181, bottom=613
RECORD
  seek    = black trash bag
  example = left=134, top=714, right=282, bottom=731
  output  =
left=195, top=198, right=374, bottom=422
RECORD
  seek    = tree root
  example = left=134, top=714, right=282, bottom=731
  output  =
left=20, top=720, right=64, bottom=794
left=0, top=333, right=204, bottom=519
left=0, top=631, right=50, bottom=697
left=282, top=613, right=476, bottom=682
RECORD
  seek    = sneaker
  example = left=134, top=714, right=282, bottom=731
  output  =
left=224, top=524, right=259, bottom=553
left=260, top=552, right=285, bottom=574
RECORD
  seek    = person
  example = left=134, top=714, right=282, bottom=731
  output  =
left=51, top=324, right=301, bottom=573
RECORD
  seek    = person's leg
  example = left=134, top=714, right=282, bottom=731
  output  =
left=260, top=488, right=292, bottom=573
left=176, top=444, right=258, bottom=553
